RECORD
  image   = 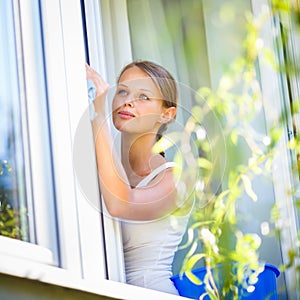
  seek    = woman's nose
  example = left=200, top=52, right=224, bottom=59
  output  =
left=124, top=95, right=135, bottom=107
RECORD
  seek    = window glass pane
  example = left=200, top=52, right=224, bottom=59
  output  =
left=0, top=1, right=30, bottom=242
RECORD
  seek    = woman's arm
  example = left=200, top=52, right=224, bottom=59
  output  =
left=86, top=64, right=178, bottom=220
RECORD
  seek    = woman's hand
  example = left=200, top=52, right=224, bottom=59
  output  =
left=85, top=63, right=109, bottom=116
left=85, top=63, right=109, bottom=97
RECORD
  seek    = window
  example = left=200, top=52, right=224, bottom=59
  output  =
left=0, top=1, right=30, bottom=242
left=0, top=0, right=107, bottom=284
left=1, top=0, right=299, bottom=299
left=0, top=0, right=58, bottom=265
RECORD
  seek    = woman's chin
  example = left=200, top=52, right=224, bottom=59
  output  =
left=113, top=118, right=137, bottom=132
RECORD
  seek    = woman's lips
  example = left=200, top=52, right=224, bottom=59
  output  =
left=118, top=111, right=135, bottom=119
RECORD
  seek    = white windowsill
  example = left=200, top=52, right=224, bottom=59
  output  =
left=0, top=236, right=54, bottom=265
left=0, top=252, right=188, bottom=300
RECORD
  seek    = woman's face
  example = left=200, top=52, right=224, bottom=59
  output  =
left=112, top=66, right=165, bottom=135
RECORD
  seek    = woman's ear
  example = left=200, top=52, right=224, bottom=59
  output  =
left=160, top=106, right=177, bottom=124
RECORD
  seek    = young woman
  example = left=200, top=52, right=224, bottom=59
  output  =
left=86, top=61, right=192, bottom=295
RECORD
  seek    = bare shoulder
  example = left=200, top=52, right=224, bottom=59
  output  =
left=146, top=155, right=176, bottom=188
left=149, top=153, right=168, bottom=169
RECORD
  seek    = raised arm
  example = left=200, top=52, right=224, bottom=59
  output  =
left=86, top=64, right=178, bottom=220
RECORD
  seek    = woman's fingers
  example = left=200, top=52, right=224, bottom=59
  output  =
left=85, top=63, right=109, bottom=97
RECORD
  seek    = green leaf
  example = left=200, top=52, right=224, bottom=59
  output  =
left=185, top=270, right=202, bottom=285
left=241, top=174, right=257, bottom=201
left=262, top=48, right=278, bottom=69
left=152, top=132, right=180, bottom=154
left=230, top=130, right=238, bottom=145
left=197, top=87, right=211, bottom=99
left=185, top=253, right=206, bottom=271
left=292, top=98, right=300, bottom=114
left=198, top=157, right=212, bottom=170
left=228, top=171, right=237, bottom=189
left=227, top=201, right=237, bottom=224
left=216, top=189, right=230, bottom=201
left=270, top=126, right=283, bottom=147
left=4, top=218, right=17, bottom=227
left=178, top=228, right=195, bottom=250
left=191, top=106, right=203, bottom=123
left=173, top=151, right=183, bottom=180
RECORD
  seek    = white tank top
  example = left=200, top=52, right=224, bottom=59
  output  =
left=121, top=162, right=191, bottom=295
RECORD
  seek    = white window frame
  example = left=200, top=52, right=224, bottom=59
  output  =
left=82, top=0, right=133, bottom=283
left=0, top=0, right=58, bottom=266
left=38, top=0, right=108, bottom=282
left=0, top=0, right=107, bottom=285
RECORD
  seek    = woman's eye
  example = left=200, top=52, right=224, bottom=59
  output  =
left=118, top=89, right=127, bottom=95
left=139, top=94, right=149, bottom=101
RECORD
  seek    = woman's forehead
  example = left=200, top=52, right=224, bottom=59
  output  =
left=119, top=67, right=150, bottom=82
left=118, top=67, right=161, bottom=94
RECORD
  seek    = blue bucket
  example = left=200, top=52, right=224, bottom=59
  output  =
left=171, top=263, right=280, bottom=299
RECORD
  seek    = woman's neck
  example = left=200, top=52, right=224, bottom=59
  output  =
left=121, top=133, right=160, bottom=178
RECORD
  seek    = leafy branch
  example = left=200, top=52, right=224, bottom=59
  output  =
left=0, top=160, right=27, bottom=240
